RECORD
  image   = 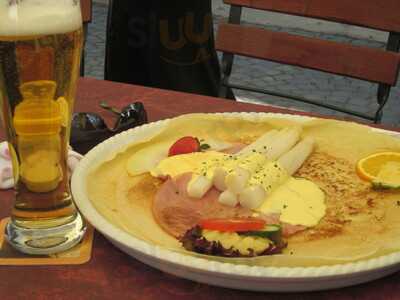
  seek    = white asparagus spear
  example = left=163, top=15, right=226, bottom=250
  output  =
left=238, top=137, right=314, bottom=209
left=238, top=185, right=266, bottom=209
left=225, top=167, right=251, bottom=193
left=219, top=127, right=302, bottom=195
left=188, top=129, right=282, bottom=197
left=188, top=128, right=305, bottom=201
left=237, top=129, right=278, bottom=156
left=213, top=167, right=228, bottom=191
left=277, top=137, right=315, bottom=176
left=218, top=189, right=239, bottom=207
left=212, top=152, right=266, bottom=192
left=265, top=127, right=302, bottom=160
left=237, top=162, right=288, bottom=209
left=187, top=175, right=213, bottom=198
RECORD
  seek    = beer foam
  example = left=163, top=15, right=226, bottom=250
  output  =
left=0, top=0, right=82, bottom=36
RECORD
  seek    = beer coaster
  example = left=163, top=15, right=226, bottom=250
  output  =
left=0, top=217, right=94, bottom=265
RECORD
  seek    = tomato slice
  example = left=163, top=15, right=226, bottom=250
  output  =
left=168, top=136, right=200, bottom=156
left=199, top=218, right=266, bottom=232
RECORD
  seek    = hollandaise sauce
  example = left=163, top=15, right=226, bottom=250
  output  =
left=256, top=178, right=326, bottom=227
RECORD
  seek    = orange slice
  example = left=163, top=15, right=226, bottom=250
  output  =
left=356, top=152, right=400, bottom=182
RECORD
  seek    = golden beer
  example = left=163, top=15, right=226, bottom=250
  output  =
left=0, top=0, right=86, bottom=254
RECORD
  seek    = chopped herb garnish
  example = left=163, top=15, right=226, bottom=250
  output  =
left=397, top=201, right=400, bottom=206
left=283, top=204, right=288, bottom=209
left=200, top=143, right=211, bottom=151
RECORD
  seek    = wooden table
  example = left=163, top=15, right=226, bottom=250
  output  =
left=0, top=78, right=399, bottom=299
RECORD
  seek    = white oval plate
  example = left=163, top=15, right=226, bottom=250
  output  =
left=71, top=112, right=400, bottom=292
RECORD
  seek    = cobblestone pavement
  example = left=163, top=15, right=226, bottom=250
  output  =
left=85, top=3, right=399, bottom=125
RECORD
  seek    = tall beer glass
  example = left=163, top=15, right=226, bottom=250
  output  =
left=0, top=0, right=86, bottom=254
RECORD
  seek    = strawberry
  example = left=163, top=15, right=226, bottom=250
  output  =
left=168, top=136, right=200, bottom=156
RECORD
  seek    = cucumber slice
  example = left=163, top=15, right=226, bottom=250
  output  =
left=240, top=224, right=282, bottom=245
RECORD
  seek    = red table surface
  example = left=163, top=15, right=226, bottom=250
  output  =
left=0, top=77, right=399, bottom=299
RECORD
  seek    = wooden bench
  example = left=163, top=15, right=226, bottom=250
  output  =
left=216, top=0, right=400, bottom=122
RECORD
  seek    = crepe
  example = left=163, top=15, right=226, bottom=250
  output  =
left=86, top=114, right=400, bottom=267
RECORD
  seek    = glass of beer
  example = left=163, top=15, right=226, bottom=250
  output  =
left=0, top=0, right=86, bottom=254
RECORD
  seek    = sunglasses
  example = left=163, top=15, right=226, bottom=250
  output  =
left=70, top=102, right=148, bottom=154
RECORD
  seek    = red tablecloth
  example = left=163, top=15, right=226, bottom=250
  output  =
left=0, top=77, right=399, bottom=299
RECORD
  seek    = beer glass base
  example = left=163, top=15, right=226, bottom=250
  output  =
left=5, top=213, right=86, bottom=255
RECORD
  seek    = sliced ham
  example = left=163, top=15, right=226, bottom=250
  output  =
left=153, top=173, right=254, bottom=238
left=258, top=213, right=280, bottom=224
left=153, top=173, right=307, bottom=238
left=281, top=223, right=307, bottom=237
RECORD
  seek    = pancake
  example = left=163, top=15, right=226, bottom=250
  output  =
left=86, top=114, right=400, bottom=267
